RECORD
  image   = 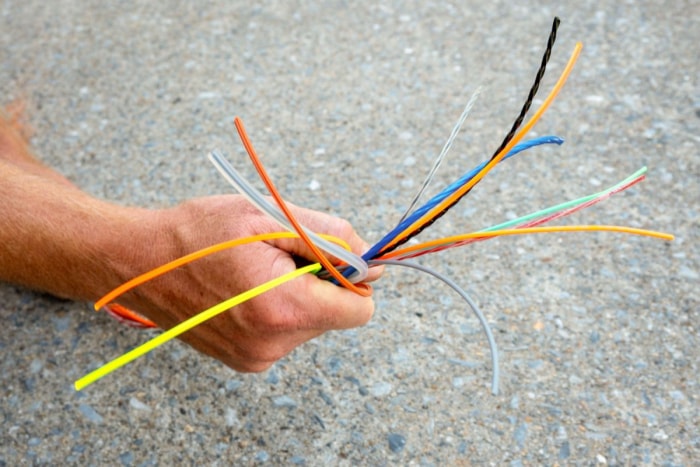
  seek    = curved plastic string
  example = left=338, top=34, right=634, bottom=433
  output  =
left=233, top=117, right=371, bottom=297
left=75, top=263, right=321, bottom=390
left=380, top=42, right=583, bottom=254
left=407, top=135, right=564, bottom=222
left=383, top=225, right=674, bottom=260
left=363, top=20, right=568, bottom=260
left=399, top=171, right=652, bottom=259
left=480, top=168, right=647, bottom=234
left=80, top=257, right=502, bottom=393
left=398, top=87, right=482, bottom=223
left=79, top=223, right=671, bottom=390
left=94, top=232, right=351, bottom=310
left=371, top=259, right=500, bottom=395
left=102, top=303, right=156, bottom=328
left=208, top=151, right=369, bottom=283
left=489, top=17, right=560, bottom=159
left=357, top=135, right=564, bottom=268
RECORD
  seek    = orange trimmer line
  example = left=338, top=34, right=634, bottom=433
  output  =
left=94, top=232, right=352, bottom=310
left=380, top=42, right=583, bottom=254
left=233, top=117, right=371, bottom=297
left=103, top=303, right=157, bottom=328
left=381, top=225, right=675, bottom=260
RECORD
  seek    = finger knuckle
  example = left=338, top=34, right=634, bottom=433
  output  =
left=238, top=360, right=274, bottom=373
left=334, top=217, right=354, bottom=239
left=253, top=309, right=297, bottom=334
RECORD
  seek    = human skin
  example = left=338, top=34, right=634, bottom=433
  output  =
left=0, top=103, right=380, bottom=372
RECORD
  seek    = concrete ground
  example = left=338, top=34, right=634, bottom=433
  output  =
left=1, top=1, right=698, bottom=464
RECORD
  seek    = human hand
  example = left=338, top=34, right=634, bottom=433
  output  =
left=2, top=103, right=378, bottom=373
left=110, top=194, right=380, bottom=372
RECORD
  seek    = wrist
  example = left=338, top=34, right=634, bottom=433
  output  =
left=94, top=204, right=176, bottom=301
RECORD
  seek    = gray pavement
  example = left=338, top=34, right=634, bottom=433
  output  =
left=1, top=1, right=698, bottom=464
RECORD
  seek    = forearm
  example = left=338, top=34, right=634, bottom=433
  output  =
left=0, top=160, right=161, bottom=302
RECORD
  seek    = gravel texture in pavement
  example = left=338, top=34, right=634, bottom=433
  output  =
left=1, top=1, right=698, bottom=464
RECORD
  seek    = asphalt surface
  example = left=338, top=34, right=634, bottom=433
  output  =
left=1, top=1, right=698, bottom=465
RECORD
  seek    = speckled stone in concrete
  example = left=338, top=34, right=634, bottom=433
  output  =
left=1, top=1, right=698, bottom=464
